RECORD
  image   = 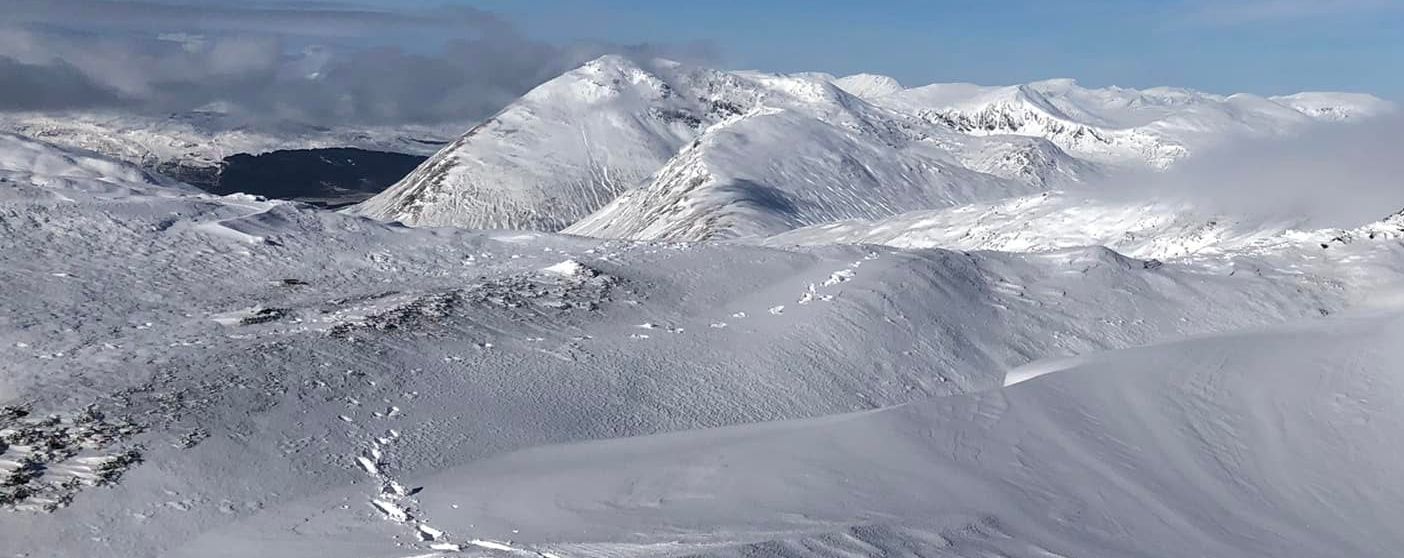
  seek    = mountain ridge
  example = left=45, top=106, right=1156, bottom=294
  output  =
left=352, top=55, right=1390, bottom=236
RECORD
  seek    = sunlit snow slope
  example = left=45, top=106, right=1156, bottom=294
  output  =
left=350, top=56, right=760, bottom=230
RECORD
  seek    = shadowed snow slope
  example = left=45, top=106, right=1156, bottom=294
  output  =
left=5, top=138, right=1403, bottom=556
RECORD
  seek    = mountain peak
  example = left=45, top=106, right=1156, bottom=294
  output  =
left=579, top=53, right=642, bottom=71
left=832, top=73, right=905, bottom=99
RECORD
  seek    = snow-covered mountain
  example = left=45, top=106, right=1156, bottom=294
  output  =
left=356, top=56, right=1102, bottom=235
left=353, top=57, right=1388, bottom=240
left=562, top=106, right=1094, bottom=241
left=350, top=56, right=761, bottom=230
left=0, top=132, right=187, bottom=196
left=857, top=77, right=1392, bottom=168
left=0, top=110, right=462, bottom=184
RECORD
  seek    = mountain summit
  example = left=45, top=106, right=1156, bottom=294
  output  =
left=349, top=55, right=758, bottom=230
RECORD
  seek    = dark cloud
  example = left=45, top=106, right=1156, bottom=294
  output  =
left=0, top=57, right=124, bottom=111
left=0, top=1, right=720, bottom=126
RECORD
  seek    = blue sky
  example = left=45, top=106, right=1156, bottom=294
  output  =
left=2, top=0, right=1398, bottom=123
left=454, top=0, right=1404, bottom=98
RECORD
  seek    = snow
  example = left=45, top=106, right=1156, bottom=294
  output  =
left=398, top=299, right=1404, bottom=558
left=764, top=191, right=1307, bottom=260
left=831, top=73, right=905, bottom=99
left=2, top=59, right=1404, bottom=558
left=353, top=55, right=1389, bottom=239
left=562, top=88, right=1094, bottom=241
left=350, top=55, right=755, bottom=231
left=539, top=259, right=596, bottom=278
left=0, top=110, right=462, bottom=175
left=868, top=79, right=1393, bottom=168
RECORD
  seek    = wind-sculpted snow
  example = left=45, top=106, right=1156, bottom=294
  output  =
left=378, top=301, right=1404, bottom=558
left=5, top=139, right=1402, bottom=556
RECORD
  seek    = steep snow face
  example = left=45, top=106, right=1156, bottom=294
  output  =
left=351, top=55, right=761, bottom=230
left=868, top=79, right=1394, bottom=168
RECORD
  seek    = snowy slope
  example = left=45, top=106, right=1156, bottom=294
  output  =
left=371, top=299, right=1404, bottom=558
left=350, top=56, right=761, bottom=230
left=867, top=79, right=1393, bottom=168
left=562, top=105, right=1093, bottom=241
left=832, top=73, right=905, bottom=99
left=763, top=192, right=1306, bottom=260
left=764, top=190, right=1404, bottom=265
left=0, top=110, right=461, bottom=178
left=6, top=138, right=1403, bottom=556
left=559, top=71, right=1104, bottom=242
left=0, top=132, right=190, bottom=197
